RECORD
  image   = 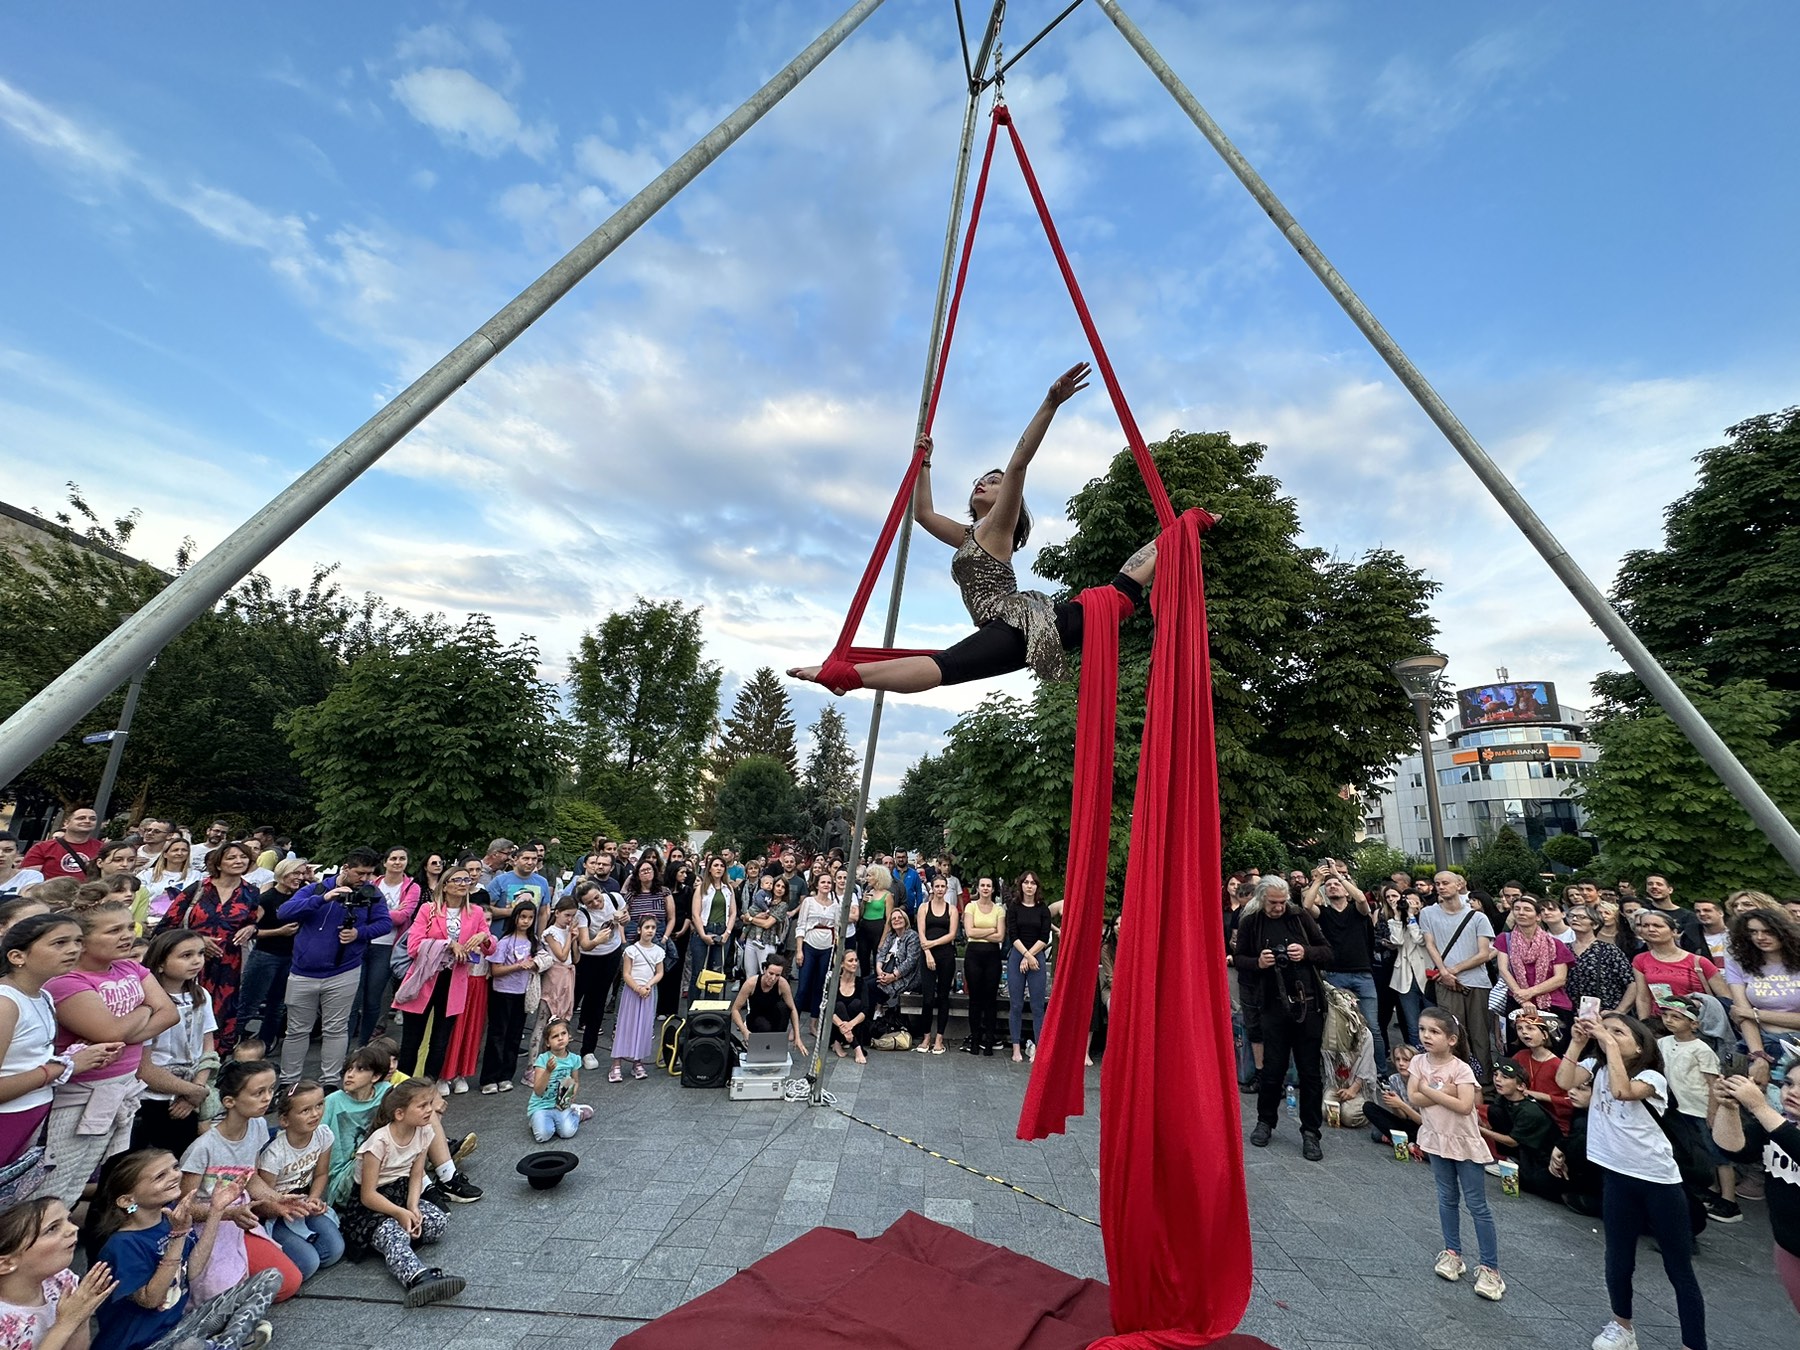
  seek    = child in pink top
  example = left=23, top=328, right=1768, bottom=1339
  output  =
left=1409, top=1006, right=1504, bottom=1301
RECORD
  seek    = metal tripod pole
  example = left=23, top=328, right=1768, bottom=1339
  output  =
left=809, top=7, right=1005, bottom=1103
left=0, top=0, right=889, bottom=791
left=92, top=659, right=151, bottom=825
left=1098, top=0, right=1800, bottom=877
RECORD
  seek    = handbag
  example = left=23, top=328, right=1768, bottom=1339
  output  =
left=0, top=1117, right=54, bottom=1209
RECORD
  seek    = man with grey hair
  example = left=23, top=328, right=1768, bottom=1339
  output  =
left=1232, top=875, right=1334, bottom=1161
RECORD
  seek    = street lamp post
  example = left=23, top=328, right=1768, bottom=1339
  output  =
left=1392, top=652, right=1451, bottom=872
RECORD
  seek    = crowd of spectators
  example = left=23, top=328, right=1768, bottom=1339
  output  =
left=1226, top=860, right=1800, bottom=1342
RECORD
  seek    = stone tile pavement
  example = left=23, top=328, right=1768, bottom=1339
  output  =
left=268, top=1052, right=1786, bottom=1349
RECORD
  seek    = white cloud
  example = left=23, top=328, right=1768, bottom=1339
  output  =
left=390, top=67, right=555, bottom=160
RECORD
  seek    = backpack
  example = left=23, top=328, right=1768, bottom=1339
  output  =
left=1321, top=981, right=1368, bottom=1058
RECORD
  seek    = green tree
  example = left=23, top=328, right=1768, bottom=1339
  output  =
left=284, top=613, right=563, bottom=858
left=1540, top=833, right=1595, bottom=871
left=1223, top=828, right=1291, bottom=877
left=1350, top=840, right=1415, bottom=892
left=709, top=756, right=805, bottom=856
left=0, top=489, right=395, bottom=831
left=923, top=429, right=1439, bottom=891
left=701, top=667, right=798, bottom=825
left=1461, top=826, right=1544, bottom=895
left=551, top=799, right=620, bottom=855
left=863, top=753, right=950, bottom=863
left=568, top=600, right=720, bottom=840
left=1593, top=408, right=1800, bottom=722
left=798, top=705, right=858, bottom=848
left=1576, top=678, right=1800, bottom=894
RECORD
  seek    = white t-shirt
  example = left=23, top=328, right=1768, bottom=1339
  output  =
left=0, top=1269, right=77, bottom=1350
left=1657, top=1036, right=1720, bottom=1120
left=373, top=879, right=404, bottom=947
left=180, top=1119, right=266, bottom=1195
left=0, top=984, right=58, bottom=1114
left=0, top=869, right=45, bottom=899
left=1583, top=1060, right=1680, bottom=1184
left=1701, top=928, right=1729, bottom=961
left=356, top=1121, right=436, bottom=1187
left=258, top=1122, right=334, bottom=1195
left=582, top=893, right=626, bottom=957
left=142, top=988, right=218, bottom=1103
left=624, top=941, right=664, bottom=987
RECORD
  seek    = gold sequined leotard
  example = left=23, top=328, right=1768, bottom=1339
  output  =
left=950, top=526, right=1065, bottom=682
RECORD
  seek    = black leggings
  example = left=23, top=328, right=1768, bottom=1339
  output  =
left=482, top=990, right=526, bottom=1087
left=400, top=976, right=454, bottom=1082
left=965, top=943, right=1003, bottom=1046
left=575, top=948, right=622, bottom=1055
left=921, top=947, right=956, bottom=1035
left=932, top=573, right=1144, bottom=686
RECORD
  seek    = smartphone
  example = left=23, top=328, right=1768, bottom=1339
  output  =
left=1578, top=995, right=1601, bottom=1022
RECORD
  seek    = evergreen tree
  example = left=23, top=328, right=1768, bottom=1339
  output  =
left=798, top=705, right=858, bottom=841
left=1461, top=826, right=1544, bottom=896
left=700, top=668, right=798, bottom=826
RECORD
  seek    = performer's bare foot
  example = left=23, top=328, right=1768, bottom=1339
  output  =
left=787, top=664, right=850, bottom=696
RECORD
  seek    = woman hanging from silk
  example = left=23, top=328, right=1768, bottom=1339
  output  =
left=789, top=363, right=1168, bottom=696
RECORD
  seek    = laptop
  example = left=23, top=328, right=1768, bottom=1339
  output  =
left=741, top=1031, right=790, bottom=1067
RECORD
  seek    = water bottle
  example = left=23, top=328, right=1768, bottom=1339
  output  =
left=1284, top=1083, right=1298, bottom=1119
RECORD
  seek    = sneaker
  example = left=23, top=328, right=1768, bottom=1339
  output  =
left=436, top=1080, right=451, bottom=1097
left=632, top=1063, right=648, bottom=1080
left=1249, top=1122, right=1273, bottom=1148
left=1026, top=1040, right=1036, bottom=1061
left=480, top=1082, right=498, bottom=1095
left=608, top=1066, right=623, bottom=1083
left=1301, top=1131, right=1323, bottom=1162
left=437, top=1171, right=483, bottom=1204
left=1482, top=1162, right=1502, bottom=1177
left=1433, top=1249, right=1466, bottom=1282
left=1591, top=1320, right=1637, bottom=1350
left=403, top=1267, right=466, bottom=1309
left=583, top=1053, right=600, bottom=1070
left=496, top=1079, right=514, bottom=1093
left=450, top=1132, right=477, bottom=1162
left=244, top=1321, right=274, bottom=1350
left=575, top=1104, right=594, bottom=1122
left=1704, top=1196, right=1744, bottom=1224
left=1473, top=1266, right=1505, bottom=1301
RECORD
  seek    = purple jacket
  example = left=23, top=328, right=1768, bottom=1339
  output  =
left=278, top=877, right=393, bottom=979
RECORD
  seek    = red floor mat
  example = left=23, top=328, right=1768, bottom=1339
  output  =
left=615, top=1212, right=1276, bottom=1350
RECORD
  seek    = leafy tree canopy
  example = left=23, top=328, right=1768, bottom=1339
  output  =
left=0, top=489, right=398, bottom=831
left=863, top=752, right=950, bottom=867
left=1461, top=826, right=1544, bottom=896
left=708, top=755, right=805, bottom=857
left=1594, top=407, right=1800, bottom=724
left=1576, top=677, right=1800, bottom=895
left=1540, top=833, right=1594, bottom=871
left=568, top=599, right=720, bottom=840
left=284, top=613, right=563, bottom=860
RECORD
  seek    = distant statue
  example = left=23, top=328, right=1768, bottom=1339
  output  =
left=822, top=805, right=851, bottom=856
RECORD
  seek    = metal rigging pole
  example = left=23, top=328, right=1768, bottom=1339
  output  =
left=1097, top=0, right=1800, bottom=876
left=808, top=2, right=1008, bottom=1104
left=0, top=0, right=890, bottom=790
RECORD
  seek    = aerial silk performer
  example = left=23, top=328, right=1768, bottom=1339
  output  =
left=789, top=361, right=1162, bottom=698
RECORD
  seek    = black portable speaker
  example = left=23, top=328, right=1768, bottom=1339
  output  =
left=680, top=1031, right=731, bottom=1088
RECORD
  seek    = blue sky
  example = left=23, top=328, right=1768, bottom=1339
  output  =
left=2, top=1, right=1795, bottom=796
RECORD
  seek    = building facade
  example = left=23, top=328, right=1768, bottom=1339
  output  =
left=1362, top=681, right=1599, bottom=864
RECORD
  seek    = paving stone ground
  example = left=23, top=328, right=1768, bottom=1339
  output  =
left=267, top=1050, right=1786, bottom=1349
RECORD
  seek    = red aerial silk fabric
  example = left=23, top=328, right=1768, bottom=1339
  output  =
left=807, top=101, right=1253, bottom=1343
left=810, top=113, right=1006, bottom=692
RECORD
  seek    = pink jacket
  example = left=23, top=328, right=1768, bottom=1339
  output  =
left=393, top=902, right=493, bottom=1017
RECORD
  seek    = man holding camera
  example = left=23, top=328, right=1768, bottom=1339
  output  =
left=1233, top=875, right=1335, bottom=1161
left=276, top=846, right=392, bottom=1087
left=1304, top=859, right=1385, bottom=1068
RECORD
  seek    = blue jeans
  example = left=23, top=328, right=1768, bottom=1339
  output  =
left=531, top=1107, right=580, bottom=1143
left=269, top=1211, right=344, bottom=1281
left=1006, top=949, right=1046, bottom=1046
left=237, top=948, right=290, bottom=1048
left=687, top=924, right=728, bottom=992
left=1394, top=986, right=1425, bottom=1048
left=1325, top=970, right=1386, bottom=1064
left=1429, top=1155, right=1498, bottom=1270
left=348, top=941, right=395, bottom=1044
